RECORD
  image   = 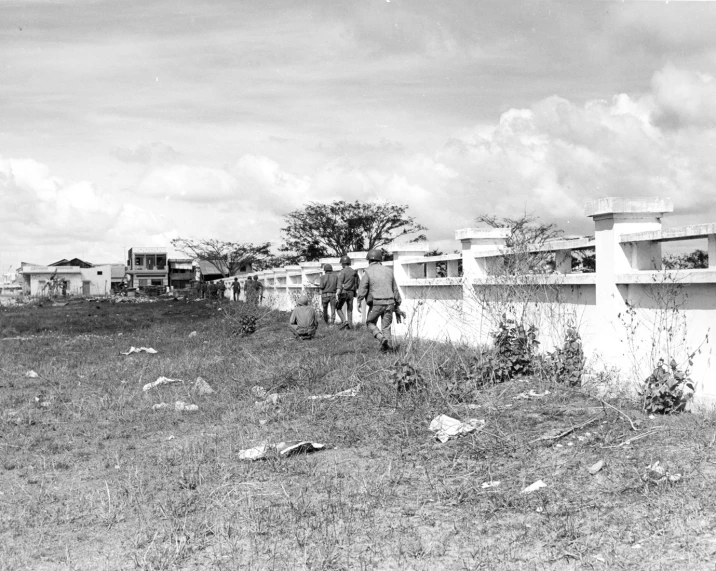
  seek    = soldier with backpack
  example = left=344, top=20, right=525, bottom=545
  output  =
left=336, top=255, right=358, bottom=330
left=357, top=249, right=400, bottom=351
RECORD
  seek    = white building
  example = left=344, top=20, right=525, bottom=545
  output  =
left=19, top=263, right=112, bottom=296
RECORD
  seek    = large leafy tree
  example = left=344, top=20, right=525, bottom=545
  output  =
left=171, top=238, right=271, bottom=278
left=281, top=201, right=426, bottom=260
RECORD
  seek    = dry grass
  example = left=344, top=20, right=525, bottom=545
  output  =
left=2, top=298, right=716, bottom=570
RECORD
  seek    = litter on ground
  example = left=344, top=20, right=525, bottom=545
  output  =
left=194, top=377, right=215, bottom=395
left=25, top=370, right=39, bottom=378
left=588, top=460, right=605, bottom=475
left=481, top=481, right=501, bottom=489
left=238, top=441, right=326, bottom=461
left=429, top=414, right=485, bottom=443
left=120, top=346, right=158, bottom=355
left=188, top=331, right=198, bottom=337
left=514, top=390, right=551, bottom=400
left=143, top=376, right=183, bottom=392
left=642, top=461, right=682, bottom=484
left=308, top=385, right=361, bottom=400
left=152, top=401, right=199, bottom=412
left=521, top=480, right=547, bottom=494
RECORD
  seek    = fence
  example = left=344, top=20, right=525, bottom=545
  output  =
left=244, top=197, right=715, bottom=406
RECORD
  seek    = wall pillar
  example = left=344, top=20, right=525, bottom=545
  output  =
left=585, top=197, right=673, bottom=362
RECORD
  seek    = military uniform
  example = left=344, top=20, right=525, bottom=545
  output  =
left=317, top=265, right=338, bottom=324
left=232, top=279, right=241, bottom=301
left=336, top=256, right=358, bottom=329
left=289, top=295, right=318, bottom=340
left=357, top=250, right=401, bottom=351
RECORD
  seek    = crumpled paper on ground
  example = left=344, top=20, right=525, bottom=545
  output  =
left=25, top=370, right=39, bottom=378
left=152, top=401, right=199, bottom=412
left=143, top=376, right=183, bottom=392
left=429, top=415, right=486, bottom=443
left=521, top=480, right=547, bottom=494
left=308, top=385, right=361, bottom=400
left=194, top=377, right=214, bottom=395
left=238, top=441, right=326, bottom=461
left=120, top=346, right=158, bottom=355
left=514, top=390, right=551, bottom=400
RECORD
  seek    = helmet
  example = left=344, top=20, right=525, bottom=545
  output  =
left=366, top=249, right=383, bottom=262
left=323, top=264, right=333, bottom=272
left=339, top=255, right=351, bottom=265
left=296, top=294, right=309, bottom=306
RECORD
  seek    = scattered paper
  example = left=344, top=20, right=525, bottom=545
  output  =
left=194, top=377, right=214, bottom=395
left=120, top=346, right=158, bottom=355
left=309, top=385, right=361, bottom=400
left=152, top=401, right=198, bottom=412
left=429, top=415, right=485, bottom=443
left=188, top=331, right=198, bottom=338
left=251, top=385, right=267, bottom=399
left=588, top=460, right=604, bottom=475
left=143, top=376, right=183, bottom=392
left=238, top=441, right=326, bottom=461
left=481, top=481, right=501, bottom=489
left=514, top=390, right=551, bottom=400
left=521, top=480, right=547, bottom=494
left=642, top=461, right=682, bottom=484
left=25, top=370, right=39, bottom=378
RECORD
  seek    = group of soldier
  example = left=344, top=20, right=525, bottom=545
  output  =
left=289, top=249, right=403, bottom=352
left=199, top=275, right=263, bottom=304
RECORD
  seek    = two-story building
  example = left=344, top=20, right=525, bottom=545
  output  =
left=126, top=247, right=168, bottom=288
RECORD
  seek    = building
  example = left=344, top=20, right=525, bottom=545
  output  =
left=168, top=258, right=194, bottom=290
left=18, top=262, right=112, bottom=296
left=126, top=247, right=168, bottom=288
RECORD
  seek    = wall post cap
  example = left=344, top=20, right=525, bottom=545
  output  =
left=384, top=242, right=430, bottom=253
left=454, top=228, right=511, bottom=241
left=585, top=197, right=673, bottom=218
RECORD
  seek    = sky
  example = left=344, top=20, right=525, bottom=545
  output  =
left=2, top=0, right=716, bottom=270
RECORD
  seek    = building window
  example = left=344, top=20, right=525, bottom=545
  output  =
left=151, top=279, right=163, bottom=286
left=156, top=256, right=166, bottom=270
left=146, top=255, right=155, bottom=270
left=135, top=256, right=142, bottom=267
left=97, top=271, right=103, bottom=275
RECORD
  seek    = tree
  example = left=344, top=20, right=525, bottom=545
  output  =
left=171, top=238, right=271, bottom=278
left=280, top=201, right=426, bottom=260
left=663, top=249, right=708, bottom=270
left=475, top=213, right=564, bottom=275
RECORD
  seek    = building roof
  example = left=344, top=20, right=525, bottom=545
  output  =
left=50, top=258, right=94, bottom=268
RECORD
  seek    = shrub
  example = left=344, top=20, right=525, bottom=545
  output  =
left=389, top=359, right=423, bottom=392
left=641, top=358, right=695, bottom=414
left=491, top=317, right=539, bottom=381
left=545, top=327, right=585, bottom=386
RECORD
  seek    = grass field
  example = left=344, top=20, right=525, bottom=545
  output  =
left=2, top=298, right=716, bottom=570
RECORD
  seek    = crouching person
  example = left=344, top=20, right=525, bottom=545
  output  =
left=289, top=295, right=318, bottom=340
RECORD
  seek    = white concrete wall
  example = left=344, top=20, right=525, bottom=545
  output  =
left=25, top=265, right=112, bottom=296
left=246, top=198, right=716, bottom=407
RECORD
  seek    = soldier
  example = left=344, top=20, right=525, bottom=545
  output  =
left=232, top=277, right=241, bottom=301
left=357, top=249, right=400, bottom=351
left=200, top=281, right=207, bottom=299
left=336, top=255, right=358, bottom=330
left=218, top=280, right=227, bottom=301
left=313, top=264, right=338, bottom=325
left=208, top=281, right=217, bottom=300
left=252, top=276, right=264, bottom=304
left=289, top=294, right=318, bottom=340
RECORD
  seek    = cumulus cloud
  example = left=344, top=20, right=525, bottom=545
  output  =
left=111, top=142, right=180, bottom=164
left=4, top=62, right=716, bottom=266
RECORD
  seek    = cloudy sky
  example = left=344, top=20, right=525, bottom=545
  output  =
left=2, top=0, right=716, bottom=269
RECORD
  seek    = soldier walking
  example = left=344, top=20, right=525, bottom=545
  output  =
left=357, top=249, right=400, bottom=351
left=314, top=264, right=338, bottom=325
left=336, top=255, right=358, bottom=330
left=232, top=278, right=241, bottom=301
